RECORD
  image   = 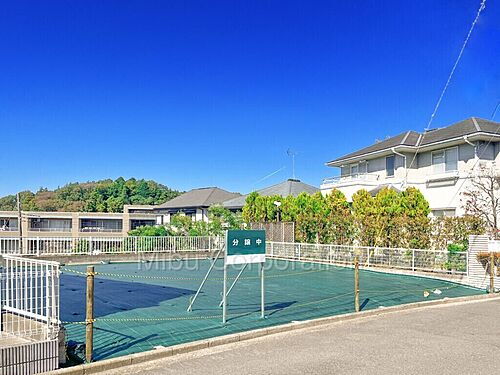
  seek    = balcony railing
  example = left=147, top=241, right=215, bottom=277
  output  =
left=80, top=227, right=123, bottom=233
left=322, top=173, right=380, bottom=186
left=29, top=227, right=72, bottom=232
left=0, top=227, right=19, bottom=232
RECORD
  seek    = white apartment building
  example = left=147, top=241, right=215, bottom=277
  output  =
left=320, top=117, right=500, bottom=217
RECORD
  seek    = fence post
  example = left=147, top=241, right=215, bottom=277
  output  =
left=298, top=243, right=301, bottom=260
left=412, top=249, right=415, bottom=271
left=86, top=266, right=95, bottom=363
left=36, top=237, right=40, bottom=257
left=490, top=252, right=495, bottom=294
left=354, top=256, right=360, bottom=312
left=88, top=237, right=93, bottom=255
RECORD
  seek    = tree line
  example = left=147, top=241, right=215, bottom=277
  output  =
left=242, top=187, right=485, bottom=249
left=0, top=177, right=180, bottom=213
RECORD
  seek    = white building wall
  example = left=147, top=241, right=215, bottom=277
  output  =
left=321, top=141, right=499, bottom=217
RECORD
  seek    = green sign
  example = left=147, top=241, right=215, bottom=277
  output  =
left=226, top=230, right=266, bottom=264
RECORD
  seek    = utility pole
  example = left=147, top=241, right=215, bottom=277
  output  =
left=17, top=192, right=23, bottom=253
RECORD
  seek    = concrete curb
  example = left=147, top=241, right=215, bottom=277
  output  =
left=45, top=293, right=500, bottom=375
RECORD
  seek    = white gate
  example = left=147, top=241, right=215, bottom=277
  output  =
left=0, top=256, right=60, bottom=374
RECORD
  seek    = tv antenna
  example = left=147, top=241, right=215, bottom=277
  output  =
left=286, top=149, right=297, bottom=179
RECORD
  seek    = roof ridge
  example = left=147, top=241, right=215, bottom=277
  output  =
left=415, top=133, right=424, bottom=147
left=203, top=187, right=221, bottom=205
left=471, top=117, right=481, bottom=131
left=400, top=131, right=411, bottom=144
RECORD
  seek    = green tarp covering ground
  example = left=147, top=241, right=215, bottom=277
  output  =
left=61, top=259, right=484, bottom=361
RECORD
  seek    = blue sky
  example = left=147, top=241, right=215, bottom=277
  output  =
left=0, top=0, right=498, bottom=196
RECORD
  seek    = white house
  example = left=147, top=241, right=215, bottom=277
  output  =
left=320, top=117, right=500, bottom=217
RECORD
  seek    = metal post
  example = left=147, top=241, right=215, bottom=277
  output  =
left=261, top=262, right=265, bottom=318
left=17, top=192, right=23, bottom=254
left=490, top=252, right=495, bottom=294
left=222, top=262, right=227, bottom=324
left=219, top=263, right=247, bottom=307
left=187, top=243, right=225, bottom=312
left=86, top=266, right=95, bottom=363
left=354, top=256, right=360, bottom=312
left=412, top=249, right=415, bottom=271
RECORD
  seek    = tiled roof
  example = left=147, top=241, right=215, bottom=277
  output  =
left=222, top=179, right=319, bottom=209
left=156, top=187, right=241, bottom=209
left=327, top=117, right=500, bottom=165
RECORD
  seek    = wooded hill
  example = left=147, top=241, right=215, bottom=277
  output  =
left=0, top=178, right=181, bottom=213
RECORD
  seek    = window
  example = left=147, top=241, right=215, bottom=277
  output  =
left=386, top=155, right=395, bottom=177
left=432, top=147, right=458, bottom=174
left=0, top=218, right=18, bottom=231
left=130, top=220, right=156, bottom=230
left=350, top=164, right=358, bottom=177
left=30, top=218, right=71, bottom=232
left=432, top=209, right=456, bottom=217
left=80, top=219, right=122, bottom=232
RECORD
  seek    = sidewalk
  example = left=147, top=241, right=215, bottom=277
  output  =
left=102, top=297, right=500, bottom=375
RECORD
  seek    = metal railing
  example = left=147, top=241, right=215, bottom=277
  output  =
left=29, top=227, right=72, bottom=232
left=267, top=241, right=468, bottom=275
left=322, top=173, right=380, bottom=185
left=0, top=227, right=18, bottom=232
left=0, top=236, right=223, bottom=256
left=0, top=255, right=60, bottom=340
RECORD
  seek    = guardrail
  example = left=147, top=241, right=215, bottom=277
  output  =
left=0, top=236, right=223, bottom=256
left=322, top=173, right=380, bottom=185
left=267, top=241, right=467, bottom=275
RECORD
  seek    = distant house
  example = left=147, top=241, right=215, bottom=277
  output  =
left=154, top=187, right=241, bottom=223
left=222, top=179, right=319, bottom=211
left=320, top=117, right=500, bottom=217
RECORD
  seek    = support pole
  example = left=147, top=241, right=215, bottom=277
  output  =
left=261, top=262, right=265, bottom=318
left=354, top=256, right=360, bottom=312
left=219, top=263, right=247, bottom=307
left=17, top=192, right=23, bottom=254
left=187, top=243, right=225, bottom=312
left=85, top=266, right=95, bottom=363
left=222, top=262, right=227, bottom=324
left=490, top=252, right=495, bottom=294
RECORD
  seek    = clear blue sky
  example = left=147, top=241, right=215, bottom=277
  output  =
left=0, top=0, right=498, bottom=196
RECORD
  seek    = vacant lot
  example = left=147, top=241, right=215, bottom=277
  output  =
left=103, top=297, right=500, bottom=375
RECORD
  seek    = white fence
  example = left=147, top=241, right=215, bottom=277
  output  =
left=0, top=236, right=223, bottom=256
left=267, top=241, right=468, bottom=275
left=1, top=255, right=60, bottom=374
left=1, top=256, right=60, bottom=339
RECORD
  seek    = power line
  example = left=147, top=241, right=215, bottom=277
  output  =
left=405, top=0, right=487, bottom=180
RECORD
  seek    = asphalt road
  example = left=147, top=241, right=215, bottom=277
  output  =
left=105, top=298, right=500, bottom=375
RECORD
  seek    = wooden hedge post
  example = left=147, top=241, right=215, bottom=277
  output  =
left=86, top=266, right=95, bottom=363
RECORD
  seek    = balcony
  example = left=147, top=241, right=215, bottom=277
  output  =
left=28, top=227, right=72, bottom=232
left=80, top=219, right=123, bottom=233
left=0, top=226, right=18, bottom=232
left=29, top=218, right=72, bottom=233
left=322, top=173, right=380, bottom=186
left=0, top=219, right=18, bottom=232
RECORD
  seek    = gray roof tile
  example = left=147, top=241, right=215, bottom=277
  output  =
left=156, top=187, right=241, bottom=209
left=222, top=179, right=319, bottom=209
left=328, top=117, right=500, bottom=164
